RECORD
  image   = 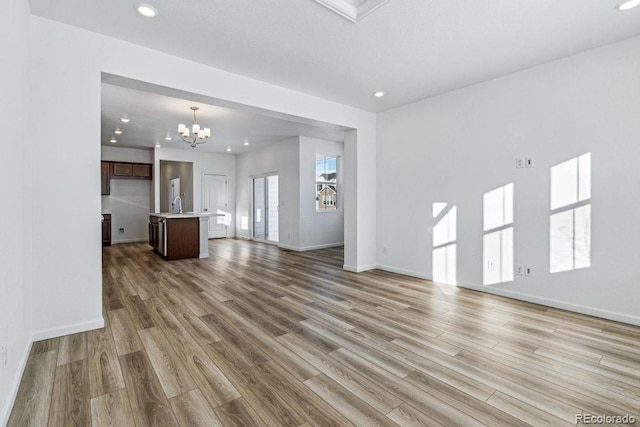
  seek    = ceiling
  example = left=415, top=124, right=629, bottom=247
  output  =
left=31, top=0, right=640, bottom=112
left=101, top=82, right=346, bottom=153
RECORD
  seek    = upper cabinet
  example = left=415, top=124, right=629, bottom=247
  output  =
left=101, top=161, right=111, bottom=195
left=111, top=162, right=152, bottom=180
left=101, top=161, right=152, bottom=194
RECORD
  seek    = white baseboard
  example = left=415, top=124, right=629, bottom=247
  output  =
left=454, top=280, right=640, bottom=327
left=0, top=337, right=33, bottom=427
left=32, top=317, right=105, bottom=342
left=343, top=263, right=377, bottom=273
left=376, top=264, right=431, bottom=280
left=375, top=264, right=640, bottom=327
left=111, top=238, right=148, bottom=244
left=279, top=242, right=344, bottom=252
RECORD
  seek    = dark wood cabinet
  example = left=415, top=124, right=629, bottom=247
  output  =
left=102, top=214, right=111, bottom=246
left=101, top=162, right=110, bottom=195
left=133, top=164, right=151, bottom=178
left=166, top=218, right=199, bottom=260
left=149, top=215, right=160, bottom=251
left=111, top=162, right=152, bottom=180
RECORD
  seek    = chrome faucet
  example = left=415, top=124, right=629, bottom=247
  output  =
left=172, top=196, right=183, bottom=214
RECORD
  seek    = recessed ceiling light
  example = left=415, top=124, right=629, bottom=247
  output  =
left=243, top=138, right=250, bottom=146
left=617, top=0, right=640, bottom=10
left=135, top=3, right=158, bottom=17
left=165, top=135, right=172, bottom=141
left=155, top=144, right=161, bottom=148
left=373, top=91, right=385, bottom=98
left=226, top=146, right=232, bottom=152
left=114, top=129, right=122, bottom=135
left=110, top=138, right=117, bottom=143
left=120, top=117, right=130, bottom=123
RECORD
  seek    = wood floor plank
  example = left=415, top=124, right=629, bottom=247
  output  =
left=213, top=397, right=263, bottom=427
left=169, top=389, right=223, bottom=427
left=87, top=327, right=125, bottom=398
left=486, top=391, right=574, bottom=427
left=7, top=350, right=58, bottom=427
left=137, top=327, right=197, bottom=398
left=205, top=340, right=305, bottom=427
left=56, top=332, right=87, bottom=366
left=386, top=403, right=445, bottom=427
left=119, top=351, right=178, bottom=426
left=303, top=374, right=399, bottom=427
left=108, top=308, right=143, bottom=356
left=90, top=389, right=136, bottom=427
left=278, top=333, right=403, bottom=414
left=145, top=297, right=241, bottom=407
left=48, top=360, right=90, bottom=427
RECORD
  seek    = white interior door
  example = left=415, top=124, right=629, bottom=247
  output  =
left=203, top=174, right=228, bottom=239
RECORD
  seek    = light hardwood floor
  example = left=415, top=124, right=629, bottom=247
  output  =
left=8, top=239, right=640, bottom=426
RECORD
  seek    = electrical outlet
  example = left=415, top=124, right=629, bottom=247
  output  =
left=287, top=233, right=291, bottom=239
left=516, top=158, right=525, bottom=169
left=383, top=247, right=388, bottom=255
left=525, top=157, right=534, bottom=168
left=516, top=265, right=524, bottom=276
left=1, top=344, right=7, bottom=368
left=525, top=266, right=533, bottom=277
left=119, top=227, right=125, bottom=233
left=487, top=260, right=496, bottom=271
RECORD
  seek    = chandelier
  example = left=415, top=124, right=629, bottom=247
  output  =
left=178, top=106, right=211, bottom=148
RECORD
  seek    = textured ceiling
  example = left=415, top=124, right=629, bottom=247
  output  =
left=31, top=0, right=640, bottom=112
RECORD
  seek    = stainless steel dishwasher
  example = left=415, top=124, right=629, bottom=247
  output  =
left=157, top=217, right=167, bottom=256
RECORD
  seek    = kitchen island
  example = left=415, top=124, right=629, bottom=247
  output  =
left=149, top=212, right=216, bottom=260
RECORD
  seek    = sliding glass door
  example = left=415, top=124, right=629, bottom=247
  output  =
left=252, top=174, right=279, bottom=243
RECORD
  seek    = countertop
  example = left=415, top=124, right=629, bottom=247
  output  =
left=149, top=212, right=224, bottom=219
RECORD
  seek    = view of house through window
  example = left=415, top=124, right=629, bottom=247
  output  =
left=550, top=153, right=591, bottom=273
left=316, top=154, right=338, bottom=211
left=483, top=183, right=514, bottom=285
left=432, top=203, right=457, bottom=285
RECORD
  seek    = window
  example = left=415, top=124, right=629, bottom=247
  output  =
left=483, top=183, right=514, bottom=285
left=550, top=153, right=591, bottom=273
left=432, top=204, right=456, bottom=285
left=316, top=155, right=338, bottom=211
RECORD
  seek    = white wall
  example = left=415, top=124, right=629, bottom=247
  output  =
left=0, top=0, right=32, bottom=423
left=153, top=147, right=236, bottom=237
left=101, top=146, right=153, bottom=243
left=377, top=35, right=640, bottom=325
left=27, top=15, right=375, bottom=345
left=299, top=137, right=344, bottom=250
left=235, top=138, right=300, bottom=246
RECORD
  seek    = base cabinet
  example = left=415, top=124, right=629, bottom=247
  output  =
left=102, top=214, right=111, bottom=246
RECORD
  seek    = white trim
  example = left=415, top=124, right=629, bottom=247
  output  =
left=279, top=242, right=344, bottom=252
left=374, top=265, right=640, bottom=327
left=111, top=238, right=148, bottom=244
left=343, top=263, right=377, bottom=273
left=454, top=280, right=640, bottom=327
left=32, top=317, right=105, bottom=342
left=376, top=264, right=431, bottom=280
left=0, top=337, right=33, bottom=427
